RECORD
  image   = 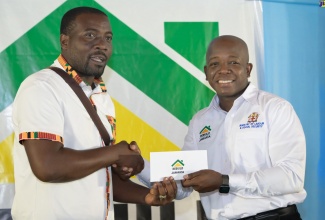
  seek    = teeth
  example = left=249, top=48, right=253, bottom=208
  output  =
left=219, top=80, right=232, bottom=84
left=92, top=57, right=103, bottom=62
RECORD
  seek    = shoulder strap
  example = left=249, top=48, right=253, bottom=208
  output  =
left=49, top=66, right=111, bottom=146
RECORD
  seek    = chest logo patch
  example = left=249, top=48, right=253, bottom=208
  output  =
left=239, top=112, right=265, bottom=129
left=248, top=112, right=259, bottom=122
left=199, top=125, right=211, bottom=142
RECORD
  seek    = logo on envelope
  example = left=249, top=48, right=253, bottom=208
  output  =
left=150, top=151, right=208, bottom=181
left=199, top=125, right=211, bottom=142
left=171, top=159, right=185, bottom=174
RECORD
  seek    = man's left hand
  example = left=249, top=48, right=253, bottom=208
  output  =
left=181, top=169, right=222, bottom=193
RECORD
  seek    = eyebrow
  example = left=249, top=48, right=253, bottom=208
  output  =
left=84, top=28, right=113, bottom=35
left=209, top=55, right=239, bottom=60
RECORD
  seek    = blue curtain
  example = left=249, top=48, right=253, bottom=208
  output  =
left=262, top=1, right=325, bottom=219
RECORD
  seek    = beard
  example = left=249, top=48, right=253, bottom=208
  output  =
left=82, top=65, right=104, bottom=79
left=65, top=50, right=109, bottom=79
left=75, top=59, right=106, bottom=79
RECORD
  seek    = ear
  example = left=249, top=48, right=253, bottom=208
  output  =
left=60, top=34, right=69, bottom=50
left=204, top=65, right=208, bottom=81
left=246, top=63, right=253, bottom=78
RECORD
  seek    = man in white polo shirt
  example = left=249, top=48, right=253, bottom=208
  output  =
left=138, top=35, right=306, bottom=219
left=177, top=35, right=306, bottom=219
left=11, top=7, right=176, bottom=220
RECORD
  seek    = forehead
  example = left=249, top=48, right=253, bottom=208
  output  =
left=207, top=38, right=246, bottom=61
left=73, top=13, right=112, bottom=32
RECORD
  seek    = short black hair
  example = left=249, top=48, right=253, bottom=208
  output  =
left=60, top=6, right=107, bottom=35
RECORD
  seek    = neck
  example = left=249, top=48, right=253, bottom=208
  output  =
left=81, top=76, right=95, bottom=88
left=219, top=99, right=234, bottom=112
left=218, top=83, right=249, bottom=112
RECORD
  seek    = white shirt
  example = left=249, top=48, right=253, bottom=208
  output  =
left=12, top=60, right=115, bottom=220
left=175, top=84, right=307, bottom=219
left=137, top=84, right=307, bottom=219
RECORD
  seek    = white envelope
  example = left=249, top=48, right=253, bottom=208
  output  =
left=150, top=150, right=208, bottom=182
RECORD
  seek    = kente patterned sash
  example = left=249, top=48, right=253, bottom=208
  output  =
left=58, top=54, right=115, bottom=219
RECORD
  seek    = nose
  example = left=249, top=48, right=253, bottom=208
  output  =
left=95, top=37, right=109, bottom=50
left=219, top=62, right=229, bottom=74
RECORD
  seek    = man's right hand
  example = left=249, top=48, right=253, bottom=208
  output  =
left=111, top=141, right=144, bottom=180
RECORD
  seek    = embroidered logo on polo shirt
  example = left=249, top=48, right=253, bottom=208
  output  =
left=248, top=112, right=259, bottom=122
left=239, top=112, right=265, bottom=129
left=199, top=125, right=211, bottom=142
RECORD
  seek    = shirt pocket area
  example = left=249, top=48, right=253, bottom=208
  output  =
left=234, top=130, right=268, bottom=172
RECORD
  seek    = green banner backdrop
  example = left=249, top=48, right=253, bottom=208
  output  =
left=0, top=0, right=261, bottom=219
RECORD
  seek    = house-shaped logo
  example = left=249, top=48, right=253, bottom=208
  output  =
left=171, top=159, right=185, bottom=174
left=199, top=125, right=211, bottom=142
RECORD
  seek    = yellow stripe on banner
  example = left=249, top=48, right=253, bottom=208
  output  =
left=0, top=101, right=180, bottom=184
left=0, top=133, right=15, bottom=183
left=113, top=99, right=181, bottom=161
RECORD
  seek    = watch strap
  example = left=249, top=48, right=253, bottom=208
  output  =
left=219, top=174, right=230, bottom=193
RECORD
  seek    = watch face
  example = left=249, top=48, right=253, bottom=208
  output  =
left=219, top=185, right=230, bottom=194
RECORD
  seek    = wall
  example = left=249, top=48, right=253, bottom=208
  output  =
left=262, top=1, right=325, bottom=219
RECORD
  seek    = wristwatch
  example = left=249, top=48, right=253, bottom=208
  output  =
left=219, top=175, right=230, bottom=193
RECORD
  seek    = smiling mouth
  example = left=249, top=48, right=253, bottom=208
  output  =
left=90, top=55, right=106, bottom=63
left=218, top=80, right=233, bottom=84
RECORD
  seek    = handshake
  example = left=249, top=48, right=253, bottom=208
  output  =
left=110, top=140, right=177, bottom=206
left=111, top=141, right=145, bottom=179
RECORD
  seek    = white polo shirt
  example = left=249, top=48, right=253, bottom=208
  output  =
left=176, top=84, right=307, bottom=219
left=12, top=60, right=115, bottom=220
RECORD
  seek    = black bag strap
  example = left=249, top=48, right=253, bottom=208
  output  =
left=49, top=66, right=111, bottom=146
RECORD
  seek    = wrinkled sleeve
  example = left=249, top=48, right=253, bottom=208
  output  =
left=13, top=77, right=64, bottom=143
left=136, top=159, right=152, bottom=187
left=230, top=101, right=306, bottom=197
